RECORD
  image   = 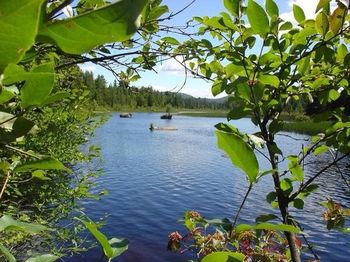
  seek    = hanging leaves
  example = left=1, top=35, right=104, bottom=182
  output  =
left=293, top=4, right=306, bottom=24
left=0, top=0, right=45, bottom=73
left=329, top=6, right=347, bottom=34
left=224, top=0, right=240, bottom=17
left=216, top=127, right=259, bottom=183
left=3, top=63, right=55, bottom=108
left=247, top=0, right=270, bottom=38
left=37, top=0, right=148, bottom=54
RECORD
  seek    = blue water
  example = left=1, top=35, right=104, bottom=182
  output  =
left=68, top=113, right=350, bottom=261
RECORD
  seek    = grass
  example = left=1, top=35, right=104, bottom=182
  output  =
left=176, top=110, right=227, bottom=118
left=282, top=120, right=331, bottom=135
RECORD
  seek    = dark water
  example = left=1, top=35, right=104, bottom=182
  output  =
left=68, top=113, right=350, bottom=262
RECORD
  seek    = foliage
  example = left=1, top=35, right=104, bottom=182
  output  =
left=164, top=0, right=350, bottom=261
left=168, top=210, right=300, bottom=261
left=0, top=0, right=170, bottom=260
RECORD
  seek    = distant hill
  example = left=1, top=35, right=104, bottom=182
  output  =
left=177, top=92, right=228, bottom=104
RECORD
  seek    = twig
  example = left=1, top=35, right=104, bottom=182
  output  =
left=294, top=221, right=319, bottom=261
left=276, top=134, right=309, bottom=142
left=0, top=171, right=11, bottom=201
left=290, top=152, right=350, bottom=200
left=231, top=183, right=253, bottom=236
left=0, top=111, right=25, bottom=126
left=4, top=144, right=41, bottom=159
left=329, top=149, right=350, bottom=191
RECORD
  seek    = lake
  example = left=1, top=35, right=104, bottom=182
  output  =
left=68, top=113, right=350, bottom=261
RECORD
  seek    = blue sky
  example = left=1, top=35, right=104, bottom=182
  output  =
left=80, top=0, right=327, bottom=98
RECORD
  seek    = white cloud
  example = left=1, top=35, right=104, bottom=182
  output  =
left=158, top=57, right=198, bottom=77
left=80, top=64, right=97, bottom=72
left=158, top=58, right=185, bottom=76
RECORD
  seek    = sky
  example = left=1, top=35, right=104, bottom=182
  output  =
left=79, top=0, right=335, bottom=98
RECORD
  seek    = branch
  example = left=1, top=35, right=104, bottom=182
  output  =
left=47, top=0, right=74, bottom=20
left=55, top=51, right=188, bottom=70
left=290, top=152, right=350, bottom=200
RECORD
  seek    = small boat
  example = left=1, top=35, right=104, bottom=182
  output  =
left=160, top=114, right=172, bottom=120
left=120, top=113, right=132, bottom=118
left=149, top=123, right=177, bottom=131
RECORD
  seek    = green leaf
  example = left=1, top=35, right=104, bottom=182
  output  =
left=235, top=224, right=254, bottom=233
left=12, top=117, right=35, bottom=138
left=300, top=184, right=319, bottom=197
left=0, top=215, right=49, bottom=234
left=269, top=120, right=284, bottom=134
left=32, top=170, right=51, bottom=181
left=14, top=157, right=70, bottom=173
left=148, top=5, right=169, bottom=20
left=203, top=17, right=227, bottom=30
left=209, top=61, right=223, bottom=73
left=0, top=0, right=45, bottom=73
left=108, top=238, right=129, bottom=259
left=329, top=6, right=347, bottom=34
left=255, top=222, right=301, bottom=233
left=256, top=214, right=278, bottom=223
left=41, top=92, right=71, bottom=106
left=266, top=0, right=279, bottom=18
left=3, top=63, right=55, bottom=108
left=280, top=21, right=293, bottom=31
left=329, top=89, right=340, bottom=101
left=316, top=0, right=331, bottom=13
left=25, top=254, right=59, bottom=262
left=259, top=74, right=279, bottom=88
left=288, top=156, right=304, bottom=182
left=0, top=89, right=15, bottom=105
left=224, top=0, right=240, bottom=17
left=298, top=57, right=310, bottom=74
left=293, top=4, right=306, bottom=24
left=337, top=44, right=348, bottom=62
left=225, top=64, right=245, bottom=78
left=202, top=252, right=245, bottom=262
left=0, top=243, right=16, bottom=262
left=212, top=80, right=227, bottom=97
left=315, top=12, right=329, bottom=36
left=78, top=218, right=116, bottom=259
left=247, top=0, right=269, bottom=37
left=216, top=129, right=259, bottom=183
left=314, top=145, right=329, bottom=155
left=161, top=37, right=180, bottom=45
left=227, top=107, right=252, bottom=120
left=37, top=0, right=148, bottom=54
left=293, top=199, right=304, bottom=209
left=281, top=178, right=293, bottom=196
left=266, top=191, right=277, bottom=203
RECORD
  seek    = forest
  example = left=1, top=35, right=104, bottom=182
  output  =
left=0, top=0, right=350, bottom=262
left=81, top=71, right=229, bottom=110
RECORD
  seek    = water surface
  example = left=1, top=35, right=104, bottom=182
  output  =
left=69, top=113, right=350, bottom=261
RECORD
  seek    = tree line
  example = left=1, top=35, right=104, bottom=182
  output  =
left=81, top=71, right=229, bottom=111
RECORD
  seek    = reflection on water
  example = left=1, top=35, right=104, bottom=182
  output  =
left=68, top=113, right=350, bottom=262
